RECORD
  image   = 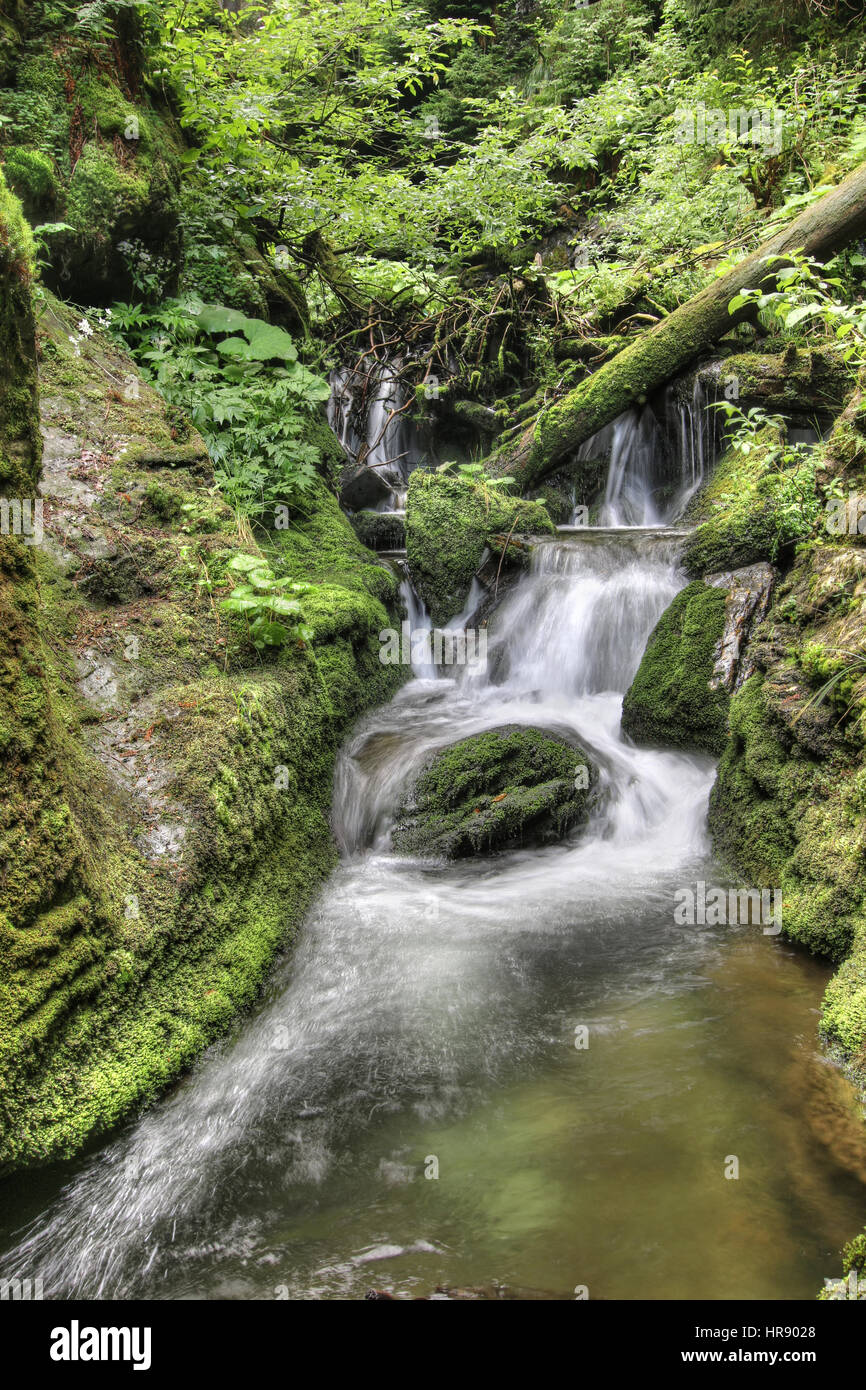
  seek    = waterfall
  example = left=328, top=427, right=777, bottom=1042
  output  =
left=2, top=456, right=856, bottom=1302
left=397, top=571, right=436, bottom=680
left=570, top=373, right=718, bottom=527
left=599, top=408, right=664, bottom=527
left=668, top=373, right=717, bottom=516
left=328, top=361, right=416, bottom=512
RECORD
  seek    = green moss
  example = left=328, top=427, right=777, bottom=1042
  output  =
left=622, top=582, right=730, bottom=754
left=2, top=144, right=56, bottom=212
left=821, top=929, right=866, bottom=1056
left=681, top=428, right=817, bottom=578
left=1, top=28, right=182, bottom=302
left=406, top=471, right=554, bottom=625
left=0, top=165, right=34, bottom=275
left=709, top=674, right=861, bottom=962
left=392, top=724, right=596, bottom=858
left=349, top=509, right=405, bottom=551
left=0, top=285, right=404, bottom=1171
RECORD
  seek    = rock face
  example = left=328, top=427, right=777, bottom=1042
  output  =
left=0, top=7, right=183, bottom=304
left=391, top=725, right=596, bottom=859
left=706, top=562, right=775, bottom=693
left=0, top=277, right=404, bottom=1172
left=405, top=471, right=554, bottom=625
left=0, top=7, right=308, bottom=328
left=703, top=374, right=866, bottom=1105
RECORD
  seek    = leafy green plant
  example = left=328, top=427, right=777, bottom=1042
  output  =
left=709, top=400, right=822, bottom=557
left=709, top=401, right=787, bottom=455
left=437, top=460, right=516, bottom=490
left=220, top=553, right=313, bottom=653
left=728, top=252, right=866, bottom=372
left=111, top=299, right=330, bottom=524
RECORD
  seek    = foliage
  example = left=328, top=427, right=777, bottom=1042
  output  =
left=709, top=401, right=822, bottom=558
left=110, top=298, right=330, bottom=521
left=728, top=252, right=866, bottom=372
left=220, top=553, right=314, bottom=653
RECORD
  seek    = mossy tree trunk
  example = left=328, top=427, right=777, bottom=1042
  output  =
left=488, top=162, right=866, bottom=491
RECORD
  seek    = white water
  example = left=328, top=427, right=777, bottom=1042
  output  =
left=328, top=363, right=414, bottom=510
left=572, top=378, right=717, bottom=527
left=3, top=525, right=723, bottom=1298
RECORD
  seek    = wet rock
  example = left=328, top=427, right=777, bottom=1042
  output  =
left=706, top=561, right=776, bottom=693
left=339, top=463, right=394, bottom=511
left=391, top=724, right=596, bottom=859
left=349, top=509, right=406, bottom=552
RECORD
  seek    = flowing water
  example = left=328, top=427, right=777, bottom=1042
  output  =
left=572, top=377, right=718, bottom=527
left=328, top=362, right=416, bottom=509
left=2, top=472, right=866, bottom=1300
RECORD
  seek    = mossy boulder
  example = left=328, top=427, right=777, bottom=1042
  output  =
left=0, top=15, right=182, bottom=303
left=391, top=725, right=596, bottom=858
left=621, top=581, right=730, bottom=754
left=405, top=471, right=554, bottom=625
left=708, top=673, right=864, bottom=964
left=349, top=509, right=405, bottom=552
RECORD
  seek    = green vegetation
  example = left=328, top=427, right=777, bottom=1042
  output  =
left=622, top=581, right=730, bottom=754
left=682, top=412, right=821, bottom=576
left=406, top=468, right=554, bottom=624
left=0, top=287, right=404, bottom=1169
left=392, top=724, right=596, bottom=858
left=3, top=0, right=866, bottom=1289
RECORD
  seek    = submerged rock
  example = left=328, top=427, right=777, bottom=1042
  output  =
left=391, top=725, right=596, bottom=859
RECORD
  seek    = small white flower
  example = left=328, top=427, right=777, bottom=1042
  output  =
left=77, top=317, right=94, bottom=338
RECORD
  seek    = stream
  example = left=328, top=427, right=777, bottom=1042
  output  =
left=2, top=405, right=866, bottom=1302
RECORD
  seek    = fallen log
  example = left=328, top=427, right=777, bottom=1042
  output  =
left=488, top=163, right=866, bottom=490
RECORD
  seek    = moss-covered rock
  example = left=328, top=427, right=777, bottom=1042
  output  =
left=709, top=672, right=864, bottom=965
left=391, top=724, right=596, bottom=858
left=0, top=287, right=404, bottom=1172
left=697, top=349, right=850, bottom=421
left=0, top=15, right=184, bottom=304
left=348, top=509, right=405, bottom=552
left=702, top=379, right=866, bottom=1103
left=405, top=470, right=554, bottom=625
left=621, top=581, right=730, bottom=754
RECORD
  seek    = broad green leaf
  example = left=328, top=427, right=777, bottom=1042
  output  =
left=227, top=553, right=266, bottom=572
